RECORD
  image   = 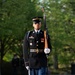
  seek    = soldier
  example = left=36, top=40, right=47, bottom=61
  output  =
left=23, top=17, right=52, bottom=75
left=11, top=54, right=19, bottom=75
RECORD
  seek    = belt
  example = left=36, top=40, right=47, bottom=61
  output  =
left=30, top=49, right=43, bottom=53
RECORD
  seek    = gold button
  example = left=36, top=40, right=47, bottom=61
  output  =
left=36, top=49, right=39, bottom=53
left=37, top=45, right=38, bottom=46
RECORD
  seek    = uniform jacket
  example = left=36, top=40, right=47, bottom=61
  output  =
left=23, top=30, right=52, bottom=69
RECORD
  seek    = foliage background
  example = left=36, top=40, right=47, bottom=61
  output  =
left=0, top=0, right=75, bottom=75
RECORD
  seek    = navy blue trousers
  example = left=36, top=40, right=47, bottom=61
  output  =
left=30, top=67, right=47, bottom=75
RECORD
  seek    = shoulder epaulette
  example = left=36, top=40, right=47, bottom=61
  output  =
left=27, top=30, right=33, bottom=40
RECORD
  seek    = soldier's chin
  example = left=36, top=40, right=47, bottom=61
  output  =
left=35, top=28, right=40, bottom=30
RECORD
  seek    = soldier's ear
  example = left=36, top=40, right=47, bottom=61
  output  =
left=33, top=24, right=34, bottom=27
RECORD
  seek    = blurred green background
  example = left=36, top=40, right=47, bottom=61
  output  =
left=0, top=0, right=75, bottom=75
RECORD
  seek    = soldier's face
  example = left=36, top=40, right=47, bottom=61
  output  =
left=33, top=22, right=41, bottom=30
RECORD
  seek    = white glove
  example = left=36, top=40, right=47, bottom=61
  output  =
left=44, top=48, right=50, bottom=54
left=26, top=66, right=29, bottom=70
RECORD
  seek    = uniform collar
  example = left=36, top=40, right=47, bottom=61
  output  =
left=34, top=29, right=40, bottom=33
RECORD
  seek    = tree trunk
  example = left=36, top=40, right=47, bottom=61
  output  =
left=1, top=39, right=5, bottom=75
left=53, top=49, right=58, bottom=70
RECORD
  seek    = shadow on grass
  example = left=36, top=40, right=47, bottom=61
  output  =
left=1, top=61, right=75, bottom=75
left=49, top=67, right=71, bottom=75
left=1, top=60, right=28, bottom=75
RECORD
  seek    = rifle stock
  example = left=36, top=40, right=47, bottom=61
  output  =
left=44, top=30, right=48, bottom=48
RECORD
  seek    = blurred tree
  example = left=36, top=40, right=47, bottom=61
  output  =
left=37, top=0, right=75, bottom=70
left=0, top=0, right=37, bottom=62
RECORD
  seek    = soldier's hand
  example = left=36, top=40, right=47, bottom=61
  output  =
left=44, top=48, right=50, bottom=54
left=26, top=66, right=29, bottom=70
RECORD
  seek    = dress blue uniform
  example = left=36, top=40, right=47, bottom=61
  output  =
left=23, top=17, right=52, bottom=75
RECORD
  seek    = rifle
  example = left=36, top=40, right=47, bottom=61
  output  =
left=42, top=7, right=49, bottom=49
left=42, top=7, right=50, bottom=75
